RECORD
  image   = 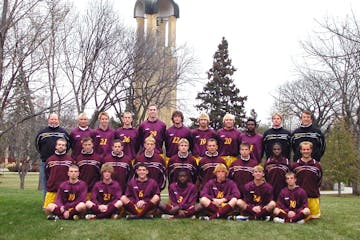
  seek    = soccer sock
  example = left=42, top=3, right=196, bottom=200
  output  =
left=206, top=202, right=218, bottom=214
left=256, top=208, right=269, bottom=218
left=211, top=204, right=233, bottom=219
left=245, top=205, right=256, bottom=216
left=278, top=211, right=288, bottom=219
left=184, top=206, right=196, bottom=217
left=91, top=205, right=100, bottom=214
left=53, top=207, right=62, bottom=216
left=96, top=205, right=117, bottom=219
left=292, top=212, right=306, bottom=222
left=124, top=202, right=139, bottom=215
left=138, top=202, right=156, bottom=217
left=68, top=208, right=79, bottom=220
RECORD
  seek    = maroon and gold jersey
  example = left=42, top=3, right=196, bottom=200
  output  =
left=165, top=125, right=192, bottom=158
left=45, top=153, right=73, bottom=192
left=243, top=181, right=273, bottom=207
left=240, top=133, right=263, bottom=163
left=138, top=119, right=166, bottom=154
left=191, top=128, right=217, bottom=157
left=103, top=152, right=132, bottom=192
left=167, top=153, right=198, bottom=184
left=69, top=127, right=93, bottom=159
left=91, top=180, right=122, bottom=206
left=92, top=127, right=116, bottom=157
left=55, top=179, right=87, bottom=210
left=228, top=158, right=258, bottom=194
left=277, top=186, right=308, bottom=212
left=217, top=128, right=242, bottom=157
left=292, top=159, right=322, bottom=198
left=264, top=157, right=290, bottom=200
left=200, top=178, right=240, bottom=200
left=115, top=127, right=139, bottom=160
left=75, top=152, right=102, bottom=192
left=125, top=178, right=160, bottom=203
left=168, top=182, right=198, bottom=210
left=198, top=153, right=226, bottom=187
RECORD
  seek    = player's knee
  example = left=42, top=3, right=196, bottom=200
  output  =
left=120, top=195, right=129, bottom=204
left=76, top=202, right=86, bottom=212
left=199, top=197, right=210, bottom=206
left=114, top=200, right=123, bottom=208
left=236, top=199, right=246, bottom=209
left=273, top=208, right=281, bottom=215
left=86, top=200, right=94, bottom=208
left=302, top=208, right=311, bottom=216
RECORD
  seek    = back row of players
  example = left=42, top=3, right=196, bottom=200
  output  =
left=36, top=105, right=323, bottom=222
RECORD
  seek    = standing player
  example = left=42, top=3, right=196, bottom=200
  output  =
left=198, top=138, right=226, bottom=189
left=291, top=110, right=326, bottom=161
left=159, top=171, right=199, bottom=219
left=199, top=164, right=240, bottom=220
left=133, top=136, right=166, bottom=190
left=43, top=138, right=73, bottom=211
left=115, top=112, right=139, bottom=161
left=165, top=110, right=191, bottom=164
left=121, top=163, right=160, bottom=219
left=292, top=141, right=322, bottom=220
left=138, top=104, right=166, bottom=155
left=35, top=113, right=70, bottom=199
left=217, top=113, right=242, bottom=167
left=69, top=113, right=93, bottom=160
left=103, top=139, right=132, bottom=192
left=45, top=165, right=87, bottom=220
left=191, top=112, right=217, bottom=164
left=92, top=112, right=116, bottom=157
left=75, top=137, right=103, bottom=197
left=167, top=138, right=197, bottom=184
left=262, top=113, right=291, bottom=160
left=85, top=163, right=123, bottom=219
left=240, top=118, right=263, bottom=163
left=229, top=142, right=258, bottom=194
left=273, top=172, right=310, bottom=224
left=264, top=143, right=291, bottom=201
left=237, top=165, right=276, bottom=220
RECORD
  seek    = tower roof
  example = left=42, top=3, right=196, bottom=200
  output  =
left=134, top=0, right=179, bottom=18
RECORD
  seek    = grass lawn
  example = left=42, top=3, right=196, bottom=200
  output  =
left=0, top=173, right=359, bottom=240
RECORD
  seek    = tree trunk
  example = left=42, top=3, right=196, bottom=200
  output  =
left=337, top=181, right=341, bottom=196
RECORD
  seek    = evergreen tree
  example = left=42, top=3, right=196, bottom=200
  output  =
left=322, top=118, right=360, bottom=196
left=193, top=37, right=247, bottom=130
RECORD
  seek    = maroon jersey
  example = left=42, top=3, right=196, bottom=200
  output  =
left=92, top=127, right=116, bottom=157
left=200, top=178, right=240, bottom=200
left=165, top=125, right=192, bottom=157
left=240, top=133, right=263, bottom=163
left=191, top=128, right=217, bottom=157
left=228, top=157, right=258, bottom=194
left=198, top=152, right=226, bottom=187
left=125, top=178, right=160, bottom=203
left=138, top=119, right=166, bottom=153
left=45, top=153, right=73, bottom=192
left=115, top=127, right=139, bottom=160
left=102, top=152, right=132, bottom=192
left=75, top=151, right=102, bottom=192
left=91, top=180, right=122, bottom=206
left=69, top=127, right=93, bottom=159
left=292, top=159, right=322, bottom=198
left=55, top=180, right=87, bottom=210
left=167, top=152, right=198, bottom=184
left=264, top=157, right=291, bottom=200
left=243, top=181, right=273, bottom=207
left=168, top=182, right=198, bottom=210
left=277, top=186, right=308, bottom=212
left=134, top=152, right=166, bottom=190
left=217, top=128, right=242, bottom=157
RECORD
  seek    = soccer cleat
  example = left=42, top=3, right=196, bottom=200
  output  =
left=296, top=219, right=305, bottom=224
left=264, top=216, right=271, bottom=222
left=72, top=214, right=80, bottom=220
left=47, top=215, right=59, bottom=220
left=198, top=216, right=210, bottom=221
left=125, top=215, right=140, bottom=220
left=161, top=214, right=174, bottom=220
left=85, top=214, right=96, bottom=220
left=142, top=214, right=154, bottom=219
left=235, top=215, right=249, bottom=221
left=190, top=215, right=197, bottom=220
left=273, top=217, right=285, bottom=223
left=226, top=215, right=236, bottom=221
left=111, top=214, right=120, bottom=219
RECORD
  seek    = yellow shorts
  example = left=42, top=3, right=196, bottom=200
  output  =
left=194, top=157, right=201, bottom=165
left=43, top=192, right=57, bottom=208
left=307, top=197, right=321, bottom=220
left=163, top=156, right=170, bottom=168
left=220, top=156, right=237, bottom=168
left=87, top=192, right=92, bottom=201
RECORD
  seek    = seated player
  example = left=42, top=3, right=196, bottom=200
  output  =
left=273, top=172, right=310, bottom=224
left=159, top=170, right=199, bottom=219
left=237, top=165, right=276, bottom=220
left=120, top=163, right=160, bottom=219
left=199, top=164, right=240, bottom=220
left=167, top=138, right=197, bottom=184
left=45, top=165, right=87, bottom=220
left=133, top=136, right=166, bottom=190
left=85, top=163, right=123, bottom=219
left=264, top=143, right=290, bottom=201
left=229, top=142, right=258, bottom=194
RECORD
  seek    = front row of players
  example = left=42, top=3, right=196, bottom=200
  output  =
left=45, top=162, right=312, bottom=224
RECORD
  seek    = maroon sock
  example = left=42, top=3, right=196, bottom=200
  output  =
left=245, top=205, right=256, bottom=216
left=278, top=211, right=288, bottom=219
left=96, top=205, right=117, bottom=219
left=68, top=208, right=79, bottom=220
left=218, top=204, right=233, bottom=218
left=256, top=208, right=268, bottom=218
left=91, top=205, right=100, bottom=214
left=53, top=207, right=62, bottom=216
left=292, top=212, right=306, bottom=222
left=206, top=203, right=218, bottom=214
left=138, top=202, right=156, bottom=217
left=124, top=202, right=139, bottom=215
left=184, top=206, right=196, bottom=217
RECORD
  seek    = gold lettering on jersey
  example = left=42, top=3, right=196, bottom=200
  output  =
left=290, top=200, right=296, bottom=209
left=172, top=136, right=181, bottom=144
left=177, top=196, right=183, bottom=203
left=68, top=193, right=75, bottom=201
left=103, top=193, right=111, bottom=201
left=123, top=136, right=131, bottom=143
left=100, top=138, right=108, bottom=145
left=200, top=138, right=207, bottom=145
left=150, top=131, right=157, bottom=137
left=224, top=138, right=232, bottom=145
left=253, top=194, right=261, bottom=203
left=139, top=190, right=144, bottom=198
left=216, top=191, right=224, bottom=199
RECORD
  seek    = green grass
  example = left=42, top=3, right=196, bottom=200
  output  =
left=0, top=173, right=360, bottom=240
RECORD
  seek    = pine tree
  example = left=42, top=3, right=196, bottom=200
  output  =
left=193, top=37, right=247, bottom=130
left=322, top=118, right=360, bottom=196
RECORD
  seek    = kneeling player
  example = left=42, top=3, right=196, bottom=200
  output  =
left=85, top=163, right=123, bottom=219
left=273, top=172, right=310, bottom=224
left=45, top=165, right=87, bottom=220
left=120, top=163, right=160, bottom=219
left=199, top=164, right=240, bottom=220
left=159, top=170, right=200, bottom=219
left=237, top=165, right=276, bottom=220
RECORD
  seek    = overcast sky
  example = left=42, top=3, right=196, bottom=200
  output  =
left=75, top=0, right=359, bottom=125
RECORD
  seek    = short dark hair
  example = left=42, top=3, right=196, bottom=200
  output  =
left=172, top=110, right=184, bottom=122
left=246, top=118, right=257, bottom=126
